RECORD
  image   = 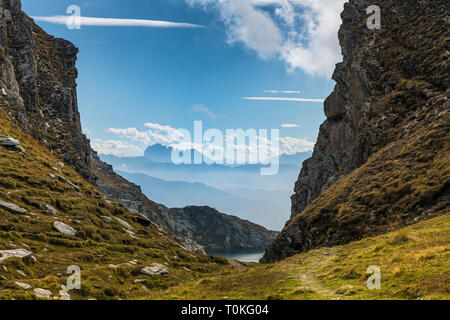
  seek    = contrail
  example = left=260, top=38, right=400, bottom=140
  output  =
left=32, top=16, right=204, bottom=28
left=242, top=97, right=325, bottom=103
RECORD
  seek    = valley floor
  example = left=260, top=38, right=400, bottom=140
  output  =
left=153, top=214, right=450, bottom=300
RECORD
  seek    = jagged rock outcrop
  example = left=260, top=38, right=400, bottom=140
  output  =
left=262, top=0, right=449, bottom=262
left=0, top=0, right=92, bottom=180
left=0, top=0, right=274, bottom=253
left=160, top=206, right=279, bottom=251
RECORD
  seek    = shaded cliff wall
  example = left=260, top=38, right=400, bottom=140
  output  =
left=263, top=0, right=449, bottom=262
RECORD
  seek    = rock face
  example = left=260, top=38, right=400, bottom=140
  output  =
left=0, top=0, right=274, bottom=253
left=0, top=0, right=92, bottom=180
left=163, top=206, right=279, bottom=251
left=262, top=0, right=449, bottom=263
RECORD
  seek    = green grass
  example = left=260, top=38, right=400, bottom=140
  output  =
left=0, top=107, right=228, bottom=300
left=153, top=215, right=449, bottom=300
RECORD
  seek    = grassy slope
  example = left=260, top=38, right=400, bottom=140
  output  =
left=154, top=214, right=449, bottom=300
left=1, top=105, right=448, bottom=300
left=0, top=107, right=228, bottom=300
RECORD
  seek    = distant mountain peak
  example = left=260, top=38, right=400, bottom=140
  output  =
left=144, top=144, right=174, bottom=163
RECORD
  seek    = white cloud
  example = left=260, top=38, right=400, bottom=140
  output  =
left=91, top=139, right=144, bottom=157
left=107, top=123, right=185, bottom=147
left=281, top=123, right=300, bottom=128
left=242, top=97, right=324, bottom=102
left=186, top=0, right=347, bottom=77
left=96, top=122, right=315, bottom=159
left=264, top=90, right=302, bottom=94
left=32, top=16, right=204, bottom=28
left=278, top=136, right=314, bottom=154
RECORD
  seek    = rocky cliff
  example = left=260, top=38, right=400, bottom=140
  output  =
left=160, top=206, right=278, bottom=250
left=0, top=0, right=274, bottom=253
left=262, top=0, right=449, bottom=262
left=0, top=0, right=92, bottom=179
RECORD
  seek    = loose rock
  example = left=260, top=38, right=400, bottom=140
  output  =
left=34, top=288, right=52, bottom=299
left=45, top=204, right=57, bottom=216
left=141, top=263, right=168, bottom=277
left=0, top=137, right=20, bottom=147
left=15, top=282, right=32, bottom=290
left=0, top=249, right=33, bottom=263
left=57, top=175, right=80, bottom=191
left=53, top=221, right=77, bottom=236
left=0, top=200, right=27, bottom=215
left=101, top=216, right=112, bottom=223
left=115, top=217, right=134, bottom=231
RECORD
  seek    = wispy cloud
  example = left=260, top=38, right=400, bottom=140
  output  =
left=263, top=90, right=302, bottom=94
left=242, top=97, right=324, bottom=103
left=32, top=16, right=204, bottom=28
left=281, top=123, right=300, bottom=128
left=192, top=105, right=219, bottom=120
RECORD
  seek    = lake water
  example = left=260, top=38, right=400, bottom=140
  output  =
left=205, top=249, right=265, bottom=263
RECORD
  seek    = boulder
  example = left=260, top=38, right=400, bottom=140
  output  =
left=0, top=249, right=33, bottom=263
left=34, top=288, right=52, bottom=299
left=16, top=270, right=27, bottom=277
left=0, top=200, right=27, bottom=215
left=53, top=222, right=77, bottom=236
left=141, top=263, right=168, bottom=277
left=114, top=217, right=134, bottom=231
left=15, top=282, right=32, bottom=290
left=45, top=204, right=57, bottom=216
left=0, top=137, right=20, bottom=147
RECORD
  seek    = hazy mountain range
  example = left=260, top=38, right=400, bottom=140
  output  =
left=101, top=144, right=312, bottom=230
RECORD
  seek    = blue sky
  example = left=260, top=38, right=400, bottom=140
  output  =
left=22, top=0, right=346, bottom=158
